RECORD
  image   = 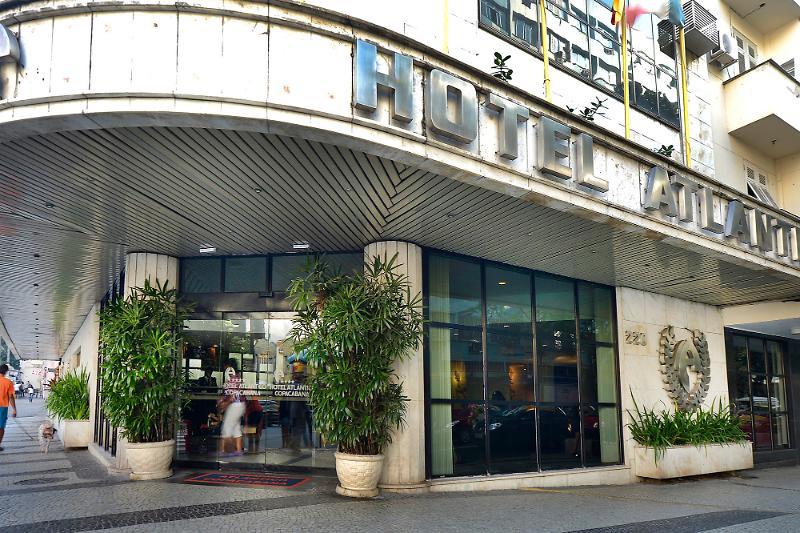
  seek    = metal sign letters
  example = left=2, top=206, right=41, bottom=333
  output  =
left=353, top=39, right=800, bottom=266
left=0, top=24, right=20, bottom=97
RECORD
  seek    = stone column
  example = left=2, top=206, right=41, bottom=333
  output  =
left=114, top=252, right=179, bottom=471
left=364, top=241, right=427, bottom=493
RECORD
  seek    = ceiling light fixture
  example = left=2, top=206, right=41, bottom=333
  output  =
left=33, top=253, right=40, bottom=258
left=45, top=202, right=55, bottom=208
left=199, top=246, right=217, bottom=254
left=253, top=187, right=263, bottom=193
left=292, top=241, right=311, bottom=250
left=498, top=281, right=507, bottom=286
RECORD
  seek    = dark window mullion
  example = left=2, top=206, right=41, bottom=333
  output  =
left=573, top=281, right=586, bottom=467
left=480, top=262, right=491, bottom=475
left=531, top=269, right=542, bottom=472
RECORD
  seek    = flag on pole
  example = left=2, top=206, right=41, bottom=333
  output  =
left=625, top=0, right=685, bottom=27
left=610, top=0, right=624, bottom=25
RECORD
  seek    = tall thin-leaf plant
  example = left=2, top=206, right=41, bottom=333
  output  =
left=287, top=254, right=424, bottom=456
left=46, top=368, right=90, bottom=421
left=627, top=393, right=747, bottom=463
left=98, top=279, right=190, bottom=443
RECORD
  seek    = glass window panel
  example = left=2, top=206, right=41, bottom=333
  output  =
left=578, top=283, right=613, bottom=344
left=728, top=335, right=750, bottom=405
left=536, top=276, right=578, bottom=403
left=656, top=67, right=680, bottom=126
left=271, top=254, right=313, bottom=293
left=431, top=401, right=487, bottom=477
left=428, top=255, right=482, bottom=327
left=752, top=410, right=772, bottom=450
left=181, top=258, right=222, bottom=293
left=583, top=404, right=620, bottom=466
left=224, top=257, right=267, bottom=293
left=769, top=376, right=788, bottom=412
left=632, top=54, right=659, bottom=116
left=487, top=333, right=534, bottom=403
left=750, top=374, right=769, bottom=408
left=652, top=17, right=675, bottom=70
left=630, top=13, right=656, bottom=59
left=429, top=326, right=484, bottom=401
left=488, top=403, right=538, bottom=474
left=748, top=337, right=766, bottom=374
left=580, top=344, right=617, bottom=405
left=737, top=410, right=754, bottom=442
left=539, top=404, right=581, bottom=470
left=772, top=413, right=790, bottom=448
left=548, top=0, right=591, bottom=77
left=480, top=0, right=510, bottom=32
left=325, top=253, right=363, bottom=276
left=589, top=0, right=621, bottom=94
left=486, top=265, right=531, bottom=333
left=513, top=8, right=539, bottom=48
left=766, top=341, right=784, bottom=375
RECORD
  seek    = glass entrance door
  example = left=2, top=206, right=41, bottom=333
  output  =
left=177, top=313, right=334, bottom=470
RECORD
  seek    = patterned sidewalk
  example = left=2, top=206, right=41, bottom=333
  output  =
left=1, top=401, right=799, bottom=532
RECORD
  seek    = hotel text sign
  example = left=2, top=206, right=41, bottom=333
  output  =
left=354, top=39, right=800, bottom=264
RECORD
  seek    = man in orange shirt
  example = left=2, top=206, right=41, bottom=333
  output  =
left=0, top=363, right=17, bottom=452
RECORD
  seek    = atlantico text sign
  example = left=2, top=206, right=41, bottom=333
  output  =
left=353, top=39, right=800, bottom=264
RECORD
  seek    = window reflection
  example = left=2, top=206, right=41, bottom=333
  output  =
left=726, top=333, right=791, bottom=452
left=536, top=275, right=578, bottom=403
left=479, top=2, right=680, bottom=125
left=427, top=252, right=620, bottom=477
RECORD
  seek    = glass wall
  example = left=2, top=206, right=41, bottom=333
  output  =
left=177, top=314, right=335, bottom=469
left=478, top=0, right=680, bottom=126
left=727, top=333, right=792, bottom=451
left=427, top=251, right=620, bottom=477
left=181, top=252, right=361, bottom=294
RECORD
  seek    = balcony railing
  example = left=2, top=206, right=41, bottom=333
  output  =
left=723, top=60, right=800, bottom=158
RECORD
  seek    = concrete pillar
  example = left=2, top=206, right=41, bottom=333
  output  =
left=113, top=252, right=179, bottom=471
left=123, top=252, right=179, bottom=299
left=364, top=241, right=427, bottom=493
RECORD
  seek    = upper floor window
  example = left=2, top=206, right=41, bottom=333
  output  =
left=780, top=59, right=795, bottom=78
left=480, top=0, right=540, bottom=47
left=478, top=1, right=679, bottom=127
left=744, top=161, right=779, bottom=209
left=731, top=29, right=758, bottom=77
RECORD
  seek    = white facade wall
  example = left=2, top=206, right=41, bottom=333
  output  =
left=61, top=303, right=99, bottom=430
left=617, top=287, right=728, bottom=475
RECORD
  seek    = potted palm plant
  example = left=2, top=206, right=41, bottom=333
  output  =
left=98, top=279, right=189, bottom=480
left=288, top=254, right=423, bottom=498
left=46, top=368, right=91, bottom=448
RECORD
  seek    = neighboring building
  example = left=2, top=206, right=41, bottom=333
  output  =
left=0, top=0, right=798, bottom=490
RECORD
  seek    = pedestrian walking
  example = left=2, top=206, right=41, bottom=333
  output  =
left=26, top=383, right=34, bottom=403
left=0, top=364, right=18, bottom=452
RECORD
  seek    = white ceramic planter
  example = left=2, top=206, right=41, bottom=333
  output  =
left=634, top=442, right=753, bottom=479
left=125, top=439, right=175, bottom=480
left=335, top=451, right=385, bottom=498
left=56, top=419, right=92, bottom=449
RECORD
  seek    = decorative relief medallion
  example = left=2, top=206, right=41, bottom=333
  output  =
left=658, top=326, right=711, bottom=411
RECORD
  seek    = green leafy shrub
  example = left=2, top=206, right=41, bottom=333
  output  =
left=46, top=368, right=90, bottom=421
left=627, top=395, right=747, bottom=462
left=98, top=279, right=189, bottom=443
left=288, top=254, right=424, bottom=456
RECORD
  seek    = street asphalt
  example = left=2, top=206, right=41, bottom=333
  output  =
left=0, top=399, right=798, bottom=532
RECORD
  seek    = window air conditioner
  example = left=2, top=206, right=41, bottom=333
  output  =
left=657, top=1, right=718, bottom=59
left=708, top=32, right=736, bottom=69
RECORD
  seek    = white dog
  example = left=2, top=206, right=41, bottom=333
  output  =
left=38, top=420, right=56, bottom=453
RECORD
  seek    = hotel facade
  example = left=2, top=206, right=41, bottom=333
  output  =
left=1, top=0, right=800, bottom=491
